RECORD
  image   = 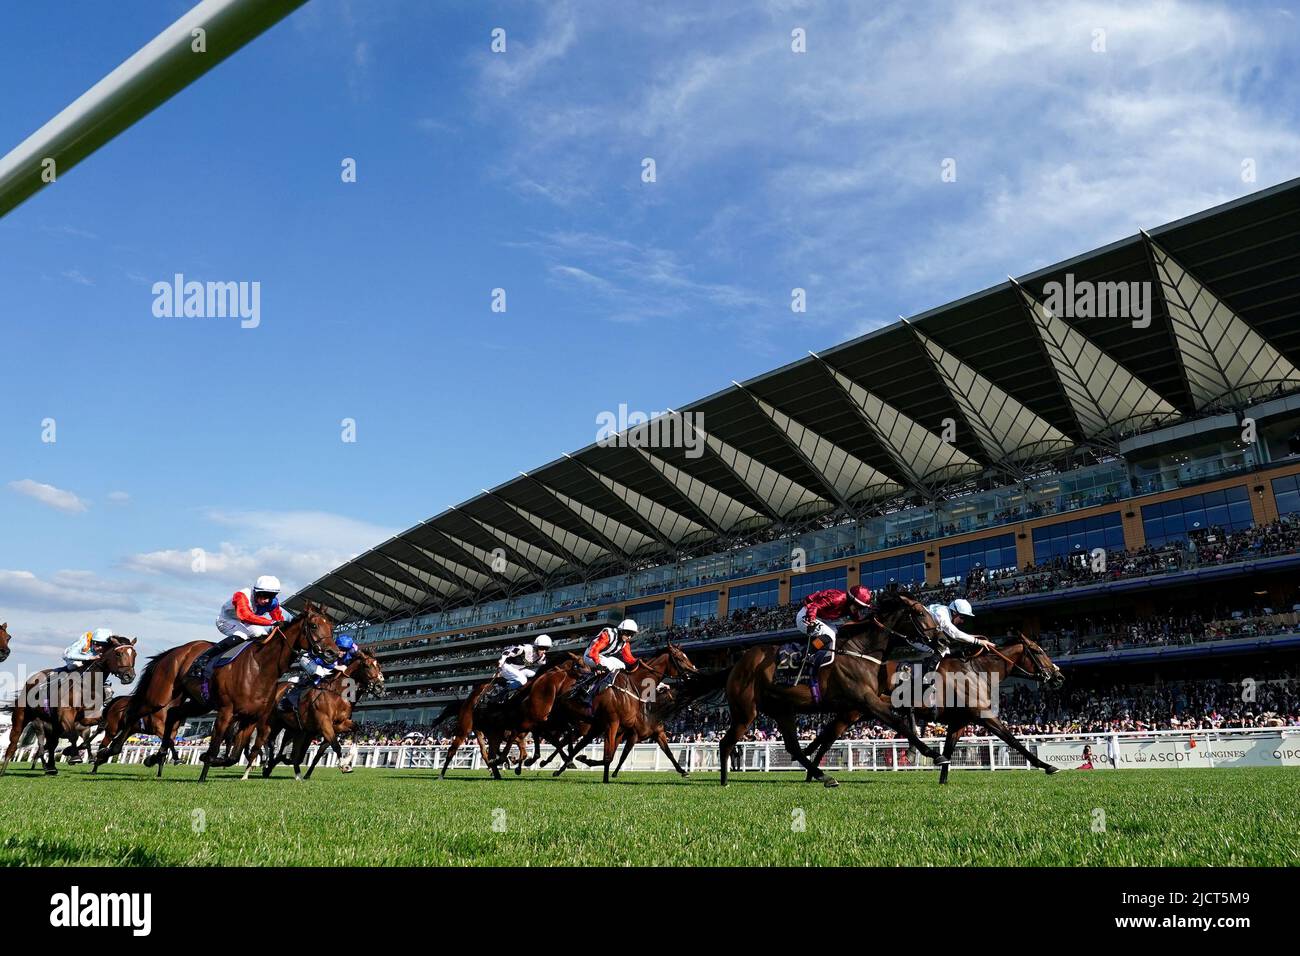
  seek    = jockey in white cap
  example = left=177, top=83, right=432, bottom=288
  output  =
left=919, top=598, right=996, bottom=657
left=496, top=634, right=553, bottom=690
left=62, top=628, right=114, bottom=671
left=213, top=575, right=287, bottom=654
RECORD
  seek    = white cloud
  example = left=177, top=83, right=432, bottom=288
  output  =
left=8, top=479, right=89, bottom=514
left=122, top=509, right=398, bottom=597
left=107, top=490, right=131, bottom=503
left=0, top=569, right=139, bottom=613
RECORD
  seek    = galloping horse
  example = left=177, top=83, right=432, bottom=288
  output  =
left=550, top=644, right=698, bottom=783
left=430, top=678, right=529, bottom=777
left=0, top=621, right=11, bottom=663
left=1, top=637, right=137, bottom=776
left=716, top=592, right=951, bottom=787
left=801, top=631, right=1065, bottom=783
left=253, top=647, right=385, bottom=780
left=93, top=602, right=337, bottom=781
left=478, top=657, right=590, bottom=779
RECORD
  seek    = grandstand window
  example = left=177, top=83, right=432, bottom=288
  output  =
left=859, top=551, right=926, bottom=590
left=673, top=590, right=718, bottom=626
left=1272, top=474, right=1300, bottom=517
left=1141, top=487, right=1253, bottom=547
left=727, top=578, right=779, bottom=613
left=939, top=534, right=1017, bottom=582
left=789, top=566, right=848, bottom=604
left=625, top=600, right=665, bottom=630
left=1031, top=512, right=1125, bottom=563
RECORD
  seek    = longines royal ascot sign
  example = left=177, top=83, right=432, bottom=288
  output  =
left=1036, top=732, right=1300, bottom=769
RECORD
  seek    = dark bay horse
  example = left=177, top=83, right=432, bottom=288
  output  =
left=430, top=679, right=530, bottom=777
left=0, top=621, right=11, bottom=663
left=717, top=593, right=950, bottom=787
left=550, top=645, right=698, bottom=783
left=478, top=657, right=591, bottom=779
left=1, top=637, right=137, bottom=776
left=802, top=633, right=1065, bottom=783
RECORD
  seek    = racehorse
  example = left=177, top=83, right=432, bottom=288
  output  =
left=801, top=632, right=1065, bottom=783
left=550, top=644, right=698, bottom=783
left=429, top=679, right=530, bottom=777
left=93, top=602, right=337, bottom=781
left=714, top=592, right=952, bottom=787
left=478, top=656, right=591, bottom=779
left=251, top=647, right=385, bottom=780
left=0, top=621, right=11, bottom=663
left=1, top=637, right=137, bottom=776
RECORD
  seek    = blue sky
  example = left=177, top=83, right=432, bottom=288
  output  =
left=2, top=0, right=1298, bottom=674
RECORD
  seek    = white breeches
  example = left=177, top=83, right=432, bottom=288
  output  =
left=795, top=609, right=837, bottom=650
left=216, top=618, right=274, bottom=642
left=499, top=663, right=535, bottom=689
left=596, top=656, right=626, bottom=672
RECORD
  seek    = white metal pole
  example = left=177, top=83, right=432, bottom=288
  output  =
left=0, top=0, right=311, bottom=219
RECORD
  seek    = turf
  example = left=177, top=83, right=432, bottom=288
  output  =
left=0, top=762, right=1296, bottom=866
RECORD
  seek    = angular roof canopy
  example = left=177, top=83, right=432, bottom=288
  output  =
left=291, top=178, right=1300, bottom=623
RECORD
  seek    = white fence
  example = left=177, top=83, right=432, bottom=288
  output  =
left=15, top=727, right=1300, bottom=773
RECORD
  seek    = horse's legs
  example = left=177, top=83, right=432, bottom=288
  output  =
left=774, top=712, right=835, bottom=787
left=611, top=734, right=636, bottom=777
left=655, top=729, right=690, bottom=777
left=304, top=725, right=336, bottom=780
left=199, top=707, right=234, bottom=783
left=854, top=693, right=949, bottom=765
left=939, top=725, right=961, bottom=785
left=553, top=727, right=599, bottom=777
left=978, top=716, right=1058, bottom=775
left=719, top=700, right=756, bottom=788
left=0, top=708, right=28, bottom=777
left=513, top=735, right=528, bottom=775
left=42, top=724, right=61, bottom=775
left=601, top=720, right=621, bottom=783
left=440, top=733, right=465, bottom=778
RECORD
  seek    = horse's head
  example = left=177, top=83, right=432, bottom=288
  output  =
left=105, top=636, right=138, bottom=684
left=863, top=590, right=940, bottom=649
left=293, top=601, right=337, bottom=662
left=1008, top=632, right=1064, bottom=687
left=662, top=642, right=698, bottom=679
left=355, top=649, right=385, bottom=695
left=0, top=622, right=10, bottom=663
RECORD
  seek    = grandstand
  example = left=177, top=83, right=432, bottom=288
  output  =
left=287, top=178, right=1300, bottom=734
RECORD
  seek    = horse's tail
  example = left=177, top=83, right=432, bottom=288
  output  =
left=429, top=699, right=462, bottom=728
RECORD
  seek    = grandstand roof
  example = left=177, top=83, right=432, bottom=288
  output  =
left=289, top=178, right=1300, bottom=624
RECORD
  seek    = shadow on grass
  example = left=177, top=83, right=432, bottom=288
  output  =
left=0, top=834, right=170, bottom=866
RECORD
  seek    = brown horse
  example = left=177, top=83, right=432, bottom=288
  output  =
left=430, top=679, right=531, bottom=777
left=716, top=592, right=951, bottom=787
left=250, top=647, right=385, bottom=780
left=1, top=637, right=138, bottom=776
left=596, top=682, right=691, bottom=778
left=93, top=603, right=337, bottom=781
left=802, top=632, right=1065, bottom=783
left=479, top=657, right=591, bottom=779
left=550, top=645, right=698, bottom=783
left=0, top=621, right=11, bottom=663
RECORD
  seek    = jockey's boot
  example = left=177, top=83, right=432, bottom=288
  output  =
left=189, top=635, right=241, bottom=681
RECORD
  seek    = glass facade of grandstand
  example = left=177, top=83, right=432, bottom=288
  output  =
left=350, top=453, right=1300, bottom=646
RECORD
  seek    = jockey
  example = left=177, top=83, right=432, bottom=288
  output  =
left=586, top=619, right=638, bottom=674
left=62, top=629, right=114, bottom=671
left=796, top=585, right=873, bottom=666
left=282, top=635, right=356, bottom=713
left=496, top=634, right=552, bottom=690
left=212, top=575, right=287, bottom=655
left=919, top=598, right=996, bottom=657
